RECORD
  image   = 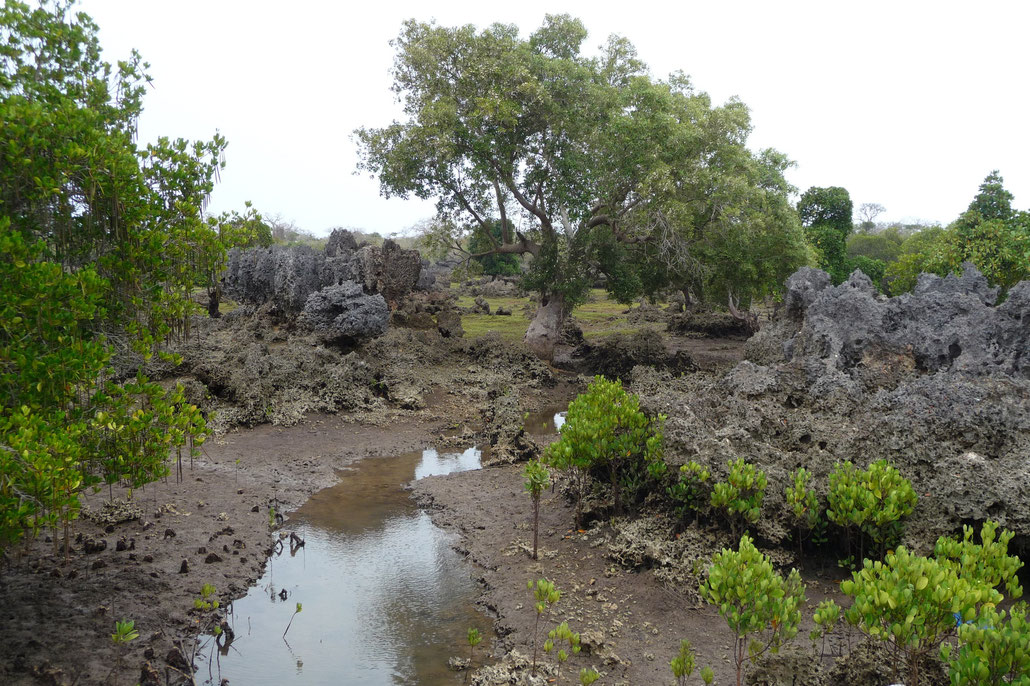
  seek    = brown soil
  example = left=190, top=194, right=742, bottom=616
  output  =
left=413, top=462, right=860, bottom=686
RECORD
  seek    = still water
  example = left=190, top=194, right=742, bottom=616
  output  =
left=203, top=448, right=489, bottom=685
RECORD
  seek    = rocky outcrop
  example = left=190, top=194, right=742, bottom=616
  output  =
left=299, top=283, right=389, bottom=346
left=635, top=265, right=1030, bottom=555
left=223, top=229, right=423, bottom=316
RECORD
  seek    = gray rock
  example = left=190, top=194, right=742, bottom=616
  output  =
left=300, top=283, right=389, bottom=345
left=436, top=310, right=464, bottom=338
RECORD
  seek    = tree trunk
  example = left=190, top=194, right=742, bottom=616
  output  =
left=207, top=285, right=221, bottom=319
left=532, top=496, right=539, bottom=560
left=524, top=293, right=565, bottom=361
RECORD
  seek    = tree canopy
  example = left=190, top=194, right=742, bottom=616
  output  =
left=357, top=15, right=807, bottom=357
left=0, top=0, right=242, bottom=553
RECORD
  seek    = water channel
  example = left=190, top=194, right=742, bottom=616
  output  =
left=202, top=447, right=490, bottom=685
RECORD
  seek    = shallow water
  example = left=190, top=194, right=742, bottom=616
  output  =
left=202, top=447, right=489, bottom=685
left=523, top=406, right=566, bottom=435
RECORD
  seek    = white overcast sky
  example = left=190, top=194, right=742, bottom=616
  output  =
left=75, top=0, right=1029, bottom=236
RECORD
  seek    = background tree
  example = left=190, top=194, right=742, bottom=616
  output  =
left=356, top=16, right=806, bottom=359
left=467, top=220, right=521, bottom=277
left=798, top=186, right=854, bottom=283
left=0, top=0, right=219, bottom=554
left=856, top=202, right=886, bottom=231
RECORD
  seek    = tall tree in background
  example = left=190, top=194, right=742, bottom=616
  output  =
left=0, top=0, right=238, bottom=554
left=357, top=16, right=806, bottom=359
left=798, top=186, right=854, bottom=283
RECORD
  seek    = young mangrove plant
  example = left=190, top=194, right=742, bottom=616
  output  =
left=111, top=619, right=139, bottom=645
left=578, top=667, right=600, bottom=685
left=667, top=461, right=711, bottom=527
left=194, top=583, right=220, bottom=612
left=545, top=621, right=581, bottom=684
left=809, top=599, right=841, bottom=657
left=702, top=535, right=806, bottom=686
left=523, top=459, right=551, bottom=560
left=465, top=627, right=482, bottom=684
left=827, top=459, right=916, bottom=565
left=544, top=376, right=664, bottom=525
left=941, top=602, right=1030, bottom=686
left=283, top=602, right=302, bottom=639
left=710, top=459, right=767, bottom=540
left=670, top=638, right=695, bottom=686
left=934, top=519, right=1024, bottom=599
left=784, top=467, right=825, bottom=561
left=528, top=578, right=561, bottom=675
left=841, top=546, right=1002, bottom=686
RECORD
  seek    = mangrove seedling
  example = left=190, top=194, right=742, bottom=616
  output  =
left=670, top=638, right=695, bottom=685
left=702, top=535, right=806, bottom=686
left=841, top=546, right=1001, bottom=686
left=194, top=583, right=220, bottom=612
left=827, top=460, right=916, bottom=564
left=784, top=467, right=825, bottom=561
left=710, top=459, right=767, bottom=540
left=941, top=603, right=1030, bottom=686
left=547, top=621, right=581, bottom=684
left=111, top=619, right=139, bottom=645
left=523, top=459, right=551, bottom=560
left=283, top=602, right=302, bottom=639
left=667, top=461, right=711, bottom=526
left=579, top=667, right=600, bottom=685
left=701, top=665, right=715, bottom=685
left=528, top=578, right=561, bottom=675
left=809, top=599, right=841, bottom=657
left=465, top=627, right=482, bottom=684
left=934, top=520, right=1024, bottom=599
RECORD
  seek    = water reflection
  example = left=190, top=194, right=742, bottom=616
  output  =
left=523, top=406, right=567, bottom=435
left=204, top=447, right=488, bottom=685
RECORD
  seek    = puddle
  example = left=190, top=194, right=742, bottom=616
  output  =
left=523, top=406, right=567, bottom=435
left=202, top=447, right=488, bottom=685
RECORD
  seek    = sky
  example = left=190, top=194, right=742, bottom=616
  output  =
left=75, top=0, right=1030, bottom=236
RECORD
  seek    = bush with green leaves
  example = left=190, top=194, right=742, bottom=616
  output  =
left=667, top=461, right=711, bottom=526
left=710, top=459, right=767, bottom=540
left=941, top=603, right=1030, bottom=686
left=528, top=579, right=561, bottom=676
left=841, top=546, right=1003, bottom=686
left=809, top=599, right=841, bottom=657
left=523, top=459, right=551, bottom=561
left=784, top=467, right=825, bottom=560
left=544, top=376, right=664, bottom=525
left=669, top=639, right=713, bottom=685
left=934, top=520, right=1023, bottom=599
left=827, top=459, right=917, bottom=564
left=544, top=621, right=581, bottom=685
left=578, top=667, right=600, bottom=685
left=702, top=535, right=806, bottom=686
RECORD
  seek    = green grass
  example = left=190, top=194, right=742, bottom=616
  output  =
left=451, top=287, right=665, bottom=343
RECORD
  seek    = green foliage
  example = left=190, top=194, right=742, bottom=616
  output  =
left=356, top=16, right=806, bottom=337
left=846, top=255, right=887, bottom=290
left=524, top=459, right=551, bottom=560
left=670, top=638, right=695, bottom=685
left=842, top=546, right=1002, bottom=686
left=467, top=627, right=482, bottom=648
left=0, top=0, right=215, bottom=554
left=546, top=621, right=581, bottom=684
left=964, top=170, right=1014, bottom=222
left=784, top=467, right=826, bottom=559
left=667, top=460, right=711, bottom=525
left=847, top=231, right=903, bottom=263
left=111, top=619, right=139, bottom=645
left=700, top=665, right=715, bottom=685
left=934, top=521, right=1023, bottom=600
left=702, top=535, right=805, bottom=686
left=826, top=460, right=917, bottom=563
left=942, top=603, right=1030, bottom=686
left=579, top=667, right=600, bottom=685
left=710, top=459, right=767, bottom=540
left=544, top=376, right=664, bottom=524
left=799, top=186, right=854, bottom=283
left=193, top=583, right=220, bottom=612
left=283, top=602, right=302, bottom=639
left=810, top=599, right=841, bottom=657
left=468, top=220, right=521, bottom=277
left=528, top=579, right=562, bottom=675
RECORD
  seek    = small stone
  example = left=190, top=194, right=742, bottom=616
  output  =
left=164, top=528, right=176, bottom=539
left=197, top=547, right=207, bottom=555
left=142, top=555, right=154, bottom=563
left=204, top=553, right=222, bottom=564
left=105, top=524, right=115, bottom=533
left=179, top=559, right=189, bottom=574
left=91, top=559, right=106, bottom=570
left=251, top=505, right=260, bottom=513
left=116, top=539, right=127, bottom=552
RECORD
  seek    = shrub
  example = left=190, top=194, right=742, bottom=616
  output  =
left=666, top=460, right=711, bottom=526
left=934, top=520, right=1023, bottom=599
left=942, top=603, right=1030, bottom=686
left=544, top=376, right=663, bottom=525
left=841, top=546, right=1002, bottom=686
left=827, top=459, right=917, bottom=564
left=670, top=638, right=695, bottom=685
left=710, top=459, right=767, bottom=540
left=784, top=467, right=825, bottom=561
left=809, top=599, right=841, bottom=657
left=702, top=535, right=805, bottom=686
left=523, top=460, right=551, bottom=561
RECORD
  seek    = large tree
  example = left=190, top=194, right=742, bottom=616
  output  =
left=798, top=186, right=854, bottom=283
left=357, top=16, right=806, bottom=359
